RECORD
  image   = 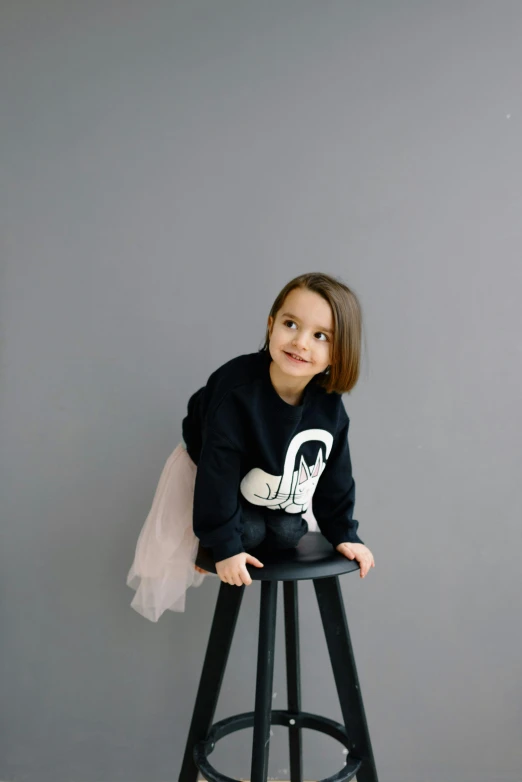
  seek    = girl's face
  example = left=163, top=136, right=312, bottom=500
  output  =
left=267, top=287, right=333, bottom=381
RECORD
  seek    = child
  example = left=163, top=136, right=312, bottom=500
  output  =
left=127, top=272, right=375, bottom=621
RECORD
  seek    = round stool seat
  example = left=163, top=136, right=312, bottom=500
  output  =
left=196, top=531, right=360, bottom=581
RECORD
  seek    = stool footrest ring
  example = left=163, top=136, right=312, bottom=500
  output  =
left=194, top=709, right=361, bottom=782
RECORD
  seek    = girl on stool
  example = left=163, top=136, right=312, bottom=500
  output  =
left=127, top=272, right=375, bottom=621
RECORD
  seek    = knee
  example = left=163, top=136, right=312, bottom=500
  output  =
left=241, top=517, right=267, bottom=551
left=268, top=517, right=308, bottom=550
left=270, top=532, right=302, bottom=549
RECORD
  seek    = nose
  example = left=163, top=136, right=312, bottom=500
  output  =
left=292, top=331, right=309, bottom=351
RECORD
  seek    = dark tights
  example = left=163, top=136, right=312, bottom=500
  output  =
left=240, top=506, right=308, bottom=552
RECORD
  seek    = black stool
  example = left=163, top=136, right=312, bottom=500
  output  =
left=179, top=532, right=378, bottom=782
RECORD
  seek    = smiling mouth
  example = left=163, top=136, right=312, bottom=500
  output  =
left=285, top=351, right=309, bottom=363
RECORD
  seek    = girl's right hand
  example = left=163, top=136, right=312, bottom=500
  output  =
left=215, top=552, right=264, bottom=586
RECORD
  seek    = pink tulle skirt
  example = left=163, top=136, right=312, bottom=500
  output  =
left=126, top=441, right=213, bottom=622
left=126, top=440, right=319, bottom=622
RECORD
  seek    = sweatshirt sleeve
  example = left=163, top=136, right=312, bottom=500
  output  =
left=311, top=408, right=364, bottom=547
left=192, top=414, right=245, bottom=564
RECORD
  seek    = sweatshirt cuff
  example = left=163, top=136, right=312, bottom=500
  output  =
left=320, top=524, right=364, bottom=548
left=212, top=536, right=245, bottom=564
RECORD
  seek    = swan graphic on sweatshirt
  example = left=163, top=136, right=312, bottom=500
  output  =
left=240, top=428, right=334, bottom=513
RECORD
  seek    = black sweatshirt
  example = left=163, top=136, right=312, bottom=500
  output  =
left=181, top=349, right=363, bottom=562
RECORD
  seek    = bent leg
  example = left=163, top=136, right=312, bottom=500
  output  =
left=241, top=505, right=267, bottom=551
left=265, top=513, right=308, bottom=550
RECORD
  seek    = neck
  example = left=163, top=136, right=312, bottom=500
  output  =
left=269, top=358, right=310, bottom=406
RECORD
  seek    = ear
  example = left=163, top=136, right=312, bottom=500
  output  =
left=298, top=454, right=310, bottom=484
left=311, top=448, right=323, bottom=478
left=267, top=315, right=273, bottom=336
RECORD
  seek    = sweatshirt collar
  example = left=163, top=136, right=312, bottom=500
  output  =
left=258, top=349, right=319, bottom=419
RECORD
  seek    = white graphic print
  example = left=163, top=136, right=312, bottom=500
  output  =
left=240, top=429, right=333, bottom=513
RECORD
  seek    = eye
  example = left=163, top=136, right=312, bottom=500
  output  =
left=282, top=320, right=329, bottom=341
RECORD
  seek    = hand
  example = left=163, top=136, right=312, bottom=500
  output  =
left=336, top=542, right=375, bottom=578
left=215, top=552, right=264, bottom=586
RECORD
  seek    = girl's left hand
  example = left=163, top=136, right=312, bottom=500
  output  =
left=335, top=542, right=375, bottom=578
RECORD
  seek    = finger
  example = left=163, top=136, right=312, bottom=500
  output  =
left=245, top=555, right=264, bottom=568
left=362, top=557, right=373, bottom=577
left=241, top=566, right=252, bottom=586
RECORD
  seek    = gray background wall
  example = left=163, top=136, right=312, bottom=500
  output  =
left=1, top=2, right=521, bottom=781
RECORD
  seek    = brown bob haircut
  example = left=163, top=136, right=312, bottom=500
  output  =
left=260, top=272, right=363, bottom=395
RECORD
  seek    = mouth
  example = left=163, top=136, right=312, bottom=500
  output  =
left=284, top=351, right=309, bottom=364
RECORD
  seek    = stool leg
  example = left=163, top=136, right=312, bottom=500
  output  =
left=250, top=580, right=278, bottom=782
left=313, top=576, right=379, bottom=782
left=283, top=581, right=302, bottom=782
left=178, top=582, right=245, bottom=782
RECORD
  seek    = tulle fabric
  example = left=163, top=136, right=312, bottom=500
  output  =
left=126, top=440, right=320, bottom=623
left=126, top=442, right=210, bottom=622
